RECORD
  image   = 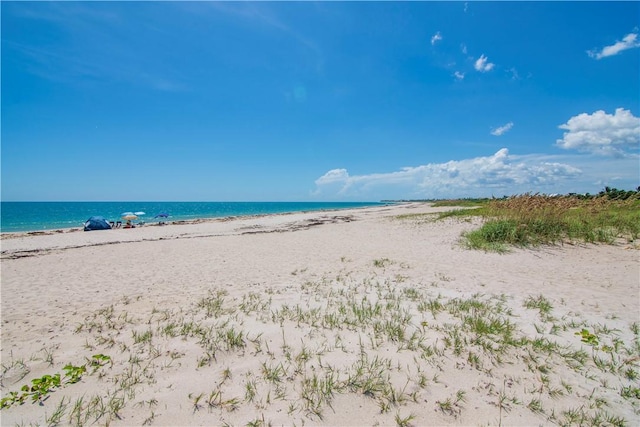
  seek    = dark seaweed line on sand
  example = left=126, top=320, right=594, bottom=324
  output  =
left=0, top=215, right=356, bottom=259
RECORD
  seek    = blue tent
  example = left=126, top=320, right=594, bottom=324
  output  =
left=84, top=216, right=112, bottom=231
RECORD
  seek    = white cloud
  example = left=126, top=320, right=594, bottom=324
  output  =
left=460, top=44, right=467, bottom=55
left=313, top=149, right=582, bottom=199
left=315, top=168, right=349, bottom=185
left=588, top=32, right=640, bottom=59
left=454, top=71, right=465, bottom=81
left=491, top=122, right=514, bottom=136
left=474, top=54, right=494, bottom=72
left=431, top=31, right=442, bottom=46
left=556, top=108, right=640, bottom=156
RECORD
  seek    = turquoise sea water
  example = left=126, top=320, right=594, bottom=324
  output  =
left=0, top=202, right=385, bottom=233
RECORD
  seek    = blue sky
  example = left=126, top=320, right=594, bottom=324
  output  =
left=2, top=1, right=639, bottom=201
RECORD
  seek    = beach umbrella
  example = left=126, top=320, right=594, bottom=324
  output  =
left=121, top=213, right=138, bottom=221
left=154, top=212, right=169, bottom=225
left=134, top=211, right=146, bottom=216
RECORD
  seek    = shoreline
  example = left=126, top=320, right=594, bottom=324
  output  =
left=0, top=203, right=421, bottom=259
left=0, top=202, right=401, bottom=239
left=1, top=202, right=638, bottom=426
left=0, top=201, right=392, bottom=235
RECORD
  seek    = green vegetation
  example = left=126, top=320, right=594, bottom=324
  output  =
left=0, top=355, right=111, bottom=409
left=415, top=189, right=640, bottom=252
left=431, top=199, right=487, bottom=208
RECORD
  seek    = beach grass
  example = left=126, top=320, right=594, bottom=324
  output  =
left=464, top=194, right=640, bottom=251
left=431, top=199, right=488, bottom=208
left=399, top=191, right=640, bottom=252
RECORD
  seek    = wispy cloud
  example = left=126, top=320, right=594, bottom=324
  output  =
left=453, top=71, right=465, bottom=81
left=557, top=108, right=640, bottom=157
left=314, top=149, right=582, bottom=199
left=206, top=2, right=324, bottom=73
left=431, top=31, right=442, bottom=46
left=5, top=3, right=187, bottom=92
left=491, top=122, right=514, bottom=136
left=474, top=54, right=494, bottom=72
left=588, top=32, right=640, bottom=59
left=507, top=67, right=520, bottom=80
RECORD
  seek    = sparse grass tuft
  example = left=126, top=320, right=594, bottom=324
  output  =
left=395, top=411, right=416, bottom=427
left=373, top=258, right=393, bottom=268
left=524, top=295, right=554, bottom=321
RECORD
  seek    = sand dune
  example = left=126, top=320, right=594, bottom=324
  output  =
left=1, top=203, right=638, bottom=426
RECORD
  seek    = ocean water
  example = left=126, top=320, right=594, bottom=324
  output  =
left=0, top=201, right=385, bottom=233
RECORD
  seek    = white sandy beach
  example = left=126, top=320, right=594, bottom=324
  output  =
left=1, top=203, right=639, bottom=426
